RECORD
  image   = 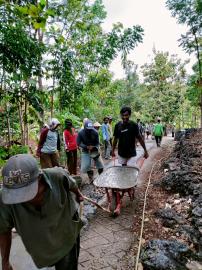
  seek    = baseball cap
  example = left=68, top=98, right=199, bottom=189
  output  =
left=1, top=154, right=39, bottom=204
left=84, top=120, right=94, bottom=130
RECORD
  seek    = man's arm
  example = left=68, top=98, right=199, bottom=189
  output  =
left=57, top=132, right=61, bottom=151
left=61, top=169, right=84, bottom=203
left=76, top=132, right=87, bottom=150
left=0, top=231, right=13, bottom=270
left=63, top=131, right=68, bottom=151
left=36, top=128, right=49, bottom=157
left=137, top=135, right=149, bottom=159
left=112, top=137, right=118, bottom=157
left=94, top=130, right=99, bottom=149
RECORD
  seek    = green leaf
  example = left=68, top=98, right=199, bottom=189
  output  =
left=17, top=6, right=29, bottom=15
left=46, top=9, right=55, bottom=17
left=28, top=5, right=38, bottom=17
left=33, top=20, right=46, bottom=30
left=40, top=0, right=46, bottom=7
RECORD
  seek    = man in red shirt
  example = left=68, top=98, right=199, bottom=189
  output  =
left=63, top=119, right=78, bottom=175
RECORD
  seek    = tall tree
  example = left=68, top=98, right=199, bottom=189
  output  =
left=44, top=0, right=144, bottom=113
left=140, top=50, right=187, bottom=124
left=166, top=0, right=202, bottom=126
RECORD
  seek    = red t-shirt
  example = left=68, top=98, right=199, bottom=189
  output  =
left=63, top=128, right=78, bottom=151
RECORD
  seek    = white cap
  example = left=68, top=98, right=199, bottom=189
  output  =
left=49, top=118, right=60, bottom=129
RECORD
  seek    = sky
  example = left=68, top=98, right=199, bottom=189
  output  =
left=102, top=0, right=195, bottom=79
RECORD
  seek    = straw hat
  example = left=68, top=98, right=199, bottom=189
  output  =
left=94, top=122, right=101, bottom=127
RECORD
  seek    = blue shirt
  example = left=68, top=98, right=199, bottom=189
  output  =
left=102, top=123, right=110, bottom=141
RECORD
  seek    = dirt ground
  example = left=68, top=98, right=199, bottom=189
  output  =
left=78, top=136, right=175, bottom=270
left=120, top=139, right=176, bottom=269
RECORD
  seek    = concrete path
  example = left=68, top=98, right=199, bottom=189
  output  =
left=1, top=137, right=161, bottom=270
left=79, top=198, right=138, bottom=270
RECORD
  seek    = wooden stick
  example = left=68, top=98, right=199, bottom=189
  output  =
left=82, top=195, right=111, bottom=213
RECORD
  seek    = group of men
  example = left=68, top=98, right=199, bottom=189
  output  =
left=0, top=106, right=149, bottom=270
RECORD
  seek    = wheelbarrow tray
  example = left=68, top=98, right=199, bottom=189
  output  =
left=94, top=165, right=139, bottom=189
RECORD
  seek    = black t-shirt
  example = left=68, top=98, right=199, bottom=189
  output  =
left=113, top=120, right=140, bottom=158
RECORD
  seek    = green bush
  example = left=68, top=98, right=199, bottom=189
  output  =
left=0, top=146, right=8, bottom=168
left=0, top=145, right=29, bottom=169
left=0, top=146, right=8, bottom=160
left=8, top=145, right=29, bottom=157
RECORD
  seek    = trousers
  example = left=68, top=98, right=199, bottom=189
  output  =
left=54, top=236, right=80, bottom=270
left=66, top=150, right=77, bottom=175
left=40, top=152, right=59, bottom=169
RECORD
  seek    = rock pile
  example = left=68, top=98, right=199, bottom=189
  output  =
left=162, top=129, right=202, bottom=254
left=141, top=129, right=202, bottom=269
left=140, top=240, right=191, bottom=270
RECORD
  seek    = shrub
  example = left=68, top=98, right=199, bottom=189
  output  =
left=8, top=145, right=29, bottom=157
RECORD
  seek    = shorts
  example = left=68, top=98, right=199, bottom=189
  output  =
left=118, top=155, right=131, bottom=165
left=81, top=152, right=104, bottom=173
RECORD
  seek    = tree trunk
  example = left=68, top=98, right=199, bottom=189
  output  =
left=51, top=77, right=55, bottom=118
left=24, top=99, right=29, bottom=145
left=51, top=92, right=54, bottom=118
left=38, top=28, right=45, bottom=125
left=200, top=94, right=202, bottom=128
left=6, top=104, right=11, bottom=146
left=18, top=100, right=24, bottom=145
left=200, top=80, right=202, bottom=128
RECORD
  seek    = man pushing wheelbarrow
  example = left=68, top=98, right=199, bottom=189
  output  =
left=111, top=106, right=149, bottom=215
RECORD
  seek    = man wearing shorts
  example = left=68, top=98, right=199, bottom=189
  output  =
left=77, top=120, right=104, bottom=183
left=112, top=106, right=148, bottom=165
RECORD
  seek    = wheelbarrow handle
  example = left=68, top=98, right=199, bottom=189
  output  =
left=82, top=195, right=111, bottom=213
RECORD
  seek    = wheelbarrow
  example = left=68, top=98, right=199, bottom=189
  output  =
left=93, top=162, right=140, bottom=216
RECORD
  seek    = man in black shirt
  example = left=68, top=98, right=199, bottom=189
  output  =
left=112, top=107, right=148, bottom=165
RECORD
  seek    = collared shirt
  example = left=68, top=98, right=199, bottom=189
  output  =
left=0, top=167, right=82, bottom=268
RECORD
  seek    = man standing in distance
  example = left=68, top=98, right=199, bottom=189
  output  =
left=112, top=106, right=148, bottom=165
left=102, top=117, right=111, bottom=160
left=153, top=117, right=164, bottom=147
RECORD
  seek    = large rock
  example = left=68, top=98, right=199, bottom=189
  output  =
left=177, top=225, right=200, bottom=245
left=140, top=240, right=191, bottom=270
left=155, top=208, right=185, bottom=228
